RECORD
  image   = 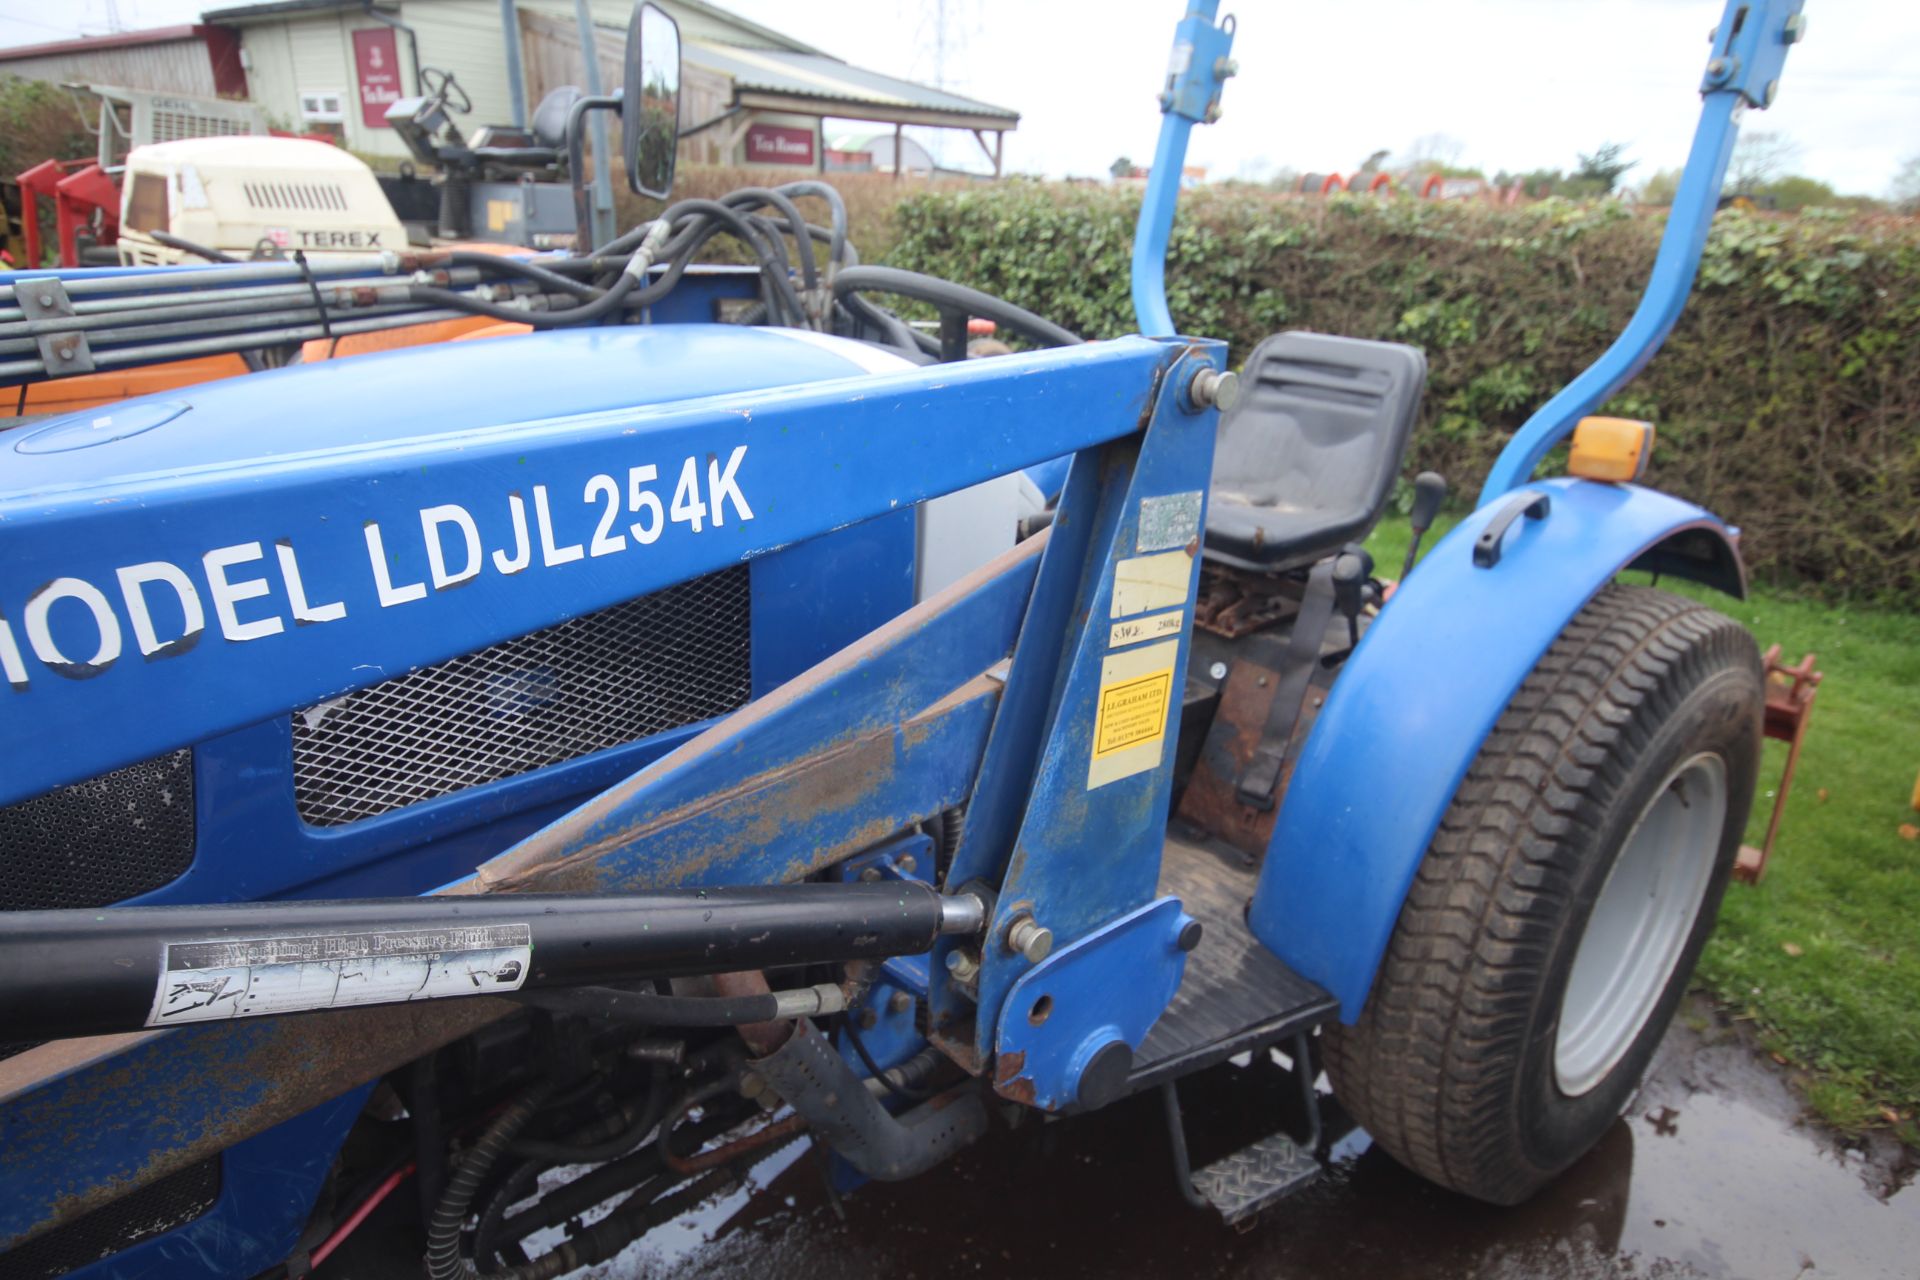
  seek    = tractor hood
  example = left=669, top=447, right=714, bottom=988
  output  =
left=1, top=326, right=908, bottom=496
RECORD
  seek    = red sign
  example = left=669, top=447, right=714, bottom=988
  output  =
left=744, top=123, right=815, bottom=166
left=352, top=27, right=402, bottom=129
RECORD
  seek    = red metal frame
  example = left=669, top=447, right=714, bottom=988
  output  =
left=1734, top=645, right=1823, bottom=884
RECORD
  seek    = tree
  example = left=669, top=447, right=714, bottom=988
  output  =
left=1572, top=142, right=1636, bottom=195
left=1893, top=154, right=1920, bottom=213
left=1638, top=167, right=1683, bottom=206
left=1398, top=133, right=1465, bottom=173
left=1109, top=156, right=1137, bottom=181
left=1357, top=148, right=1391, bottom=174
left=1727, top=130, right=1798, bottom=193
left=1766, top=175, right=1838, bottom=213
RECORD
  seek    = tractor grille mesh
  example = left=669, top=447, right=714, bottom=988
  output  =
left=0, top=1157, right=220, bottom=1280
left=292, top=568, right=753, bottom=827
left=0, top=750, right=195, bottom=913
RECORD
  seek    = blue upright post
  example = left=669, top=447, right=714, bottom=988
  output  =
left=1478, top=0, right=1808, bottom=503
left=1130, top=3, right=1235, bottom=336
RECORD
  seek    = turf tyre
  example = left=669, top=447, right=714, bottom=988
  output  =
left=1323, top=584, right=1763, bottom=1204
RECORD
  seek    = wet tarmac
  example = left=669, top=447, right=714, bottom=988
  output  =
left=577, top=997, right=1916, bottom=1280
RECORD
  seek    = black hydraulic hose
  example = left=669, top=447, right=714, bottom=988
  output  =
left=654, top=1074, right=738, bottom=1169
left=424, top=1078, right=558, bottom=1280
left=149, top=231, right=238, bottom=264
left=406, top=272, right=639, bottom=327
left=445, top=251, right=601, bottom=301
left=652, top=198, right=808, bottom=326
left=836, top=287, right=924, bottom=357
left=773, top=181, right=848, bottom=269
left=833, top=265, right=1083, bottom=349
left=509, top=1064, right=671, bottom=1162
left=495, top=1107, right=737, bottom=1245
left=470, top=1159, right=544, bottom=1270
left=722, top=187, right=817, bottom=290
left=841, top=1017, right=935, bottom=1102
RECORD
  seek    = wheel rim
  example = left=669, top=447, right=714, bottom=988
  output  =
left=1555, top=752, right=1727, bottom=1097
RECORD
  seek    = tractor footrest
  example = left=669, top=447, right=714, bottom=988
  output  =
left=1129, top=836, right=1338, bottom=1093
left=1192, top=1131, right=1321, bottom=1226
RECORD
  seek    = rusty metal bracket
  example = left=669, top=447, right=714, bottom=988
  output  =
left=1234, top=560, right=1339, bottom=810
left=1735, top=645, right=1823, bottom=884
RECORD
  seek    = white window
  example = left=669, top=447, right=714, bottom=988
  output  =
left=300, top=92, right=345, bottom=123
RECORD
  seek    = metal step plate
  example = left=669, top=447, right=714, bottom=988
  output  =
left=1191, top=1131, right=1321, bottom=1227
left=1129, top=837, right=1338, bottom=1092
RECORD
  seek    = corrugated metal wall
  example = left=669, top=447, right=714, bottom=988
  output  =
left=517, top=9, right=735, bottom=167
left=0, top=41, right=217, bottom=96
left=229, top=0, right=802, bottom=164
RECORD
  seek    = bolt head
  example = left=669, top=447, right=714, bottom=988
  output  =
left=1203, top=101, right=1223, bottom=124
left=37, top=293, right=54, bottom=307
left=896, top=853, right=918, bottom=874
left=1208, top=661, right=1229, bottom=681
left=888, top=991, right=913, bottom=1015
left=1783, top=13, right=1806, bottom=43
left=858, top=1008, right=879, bottom=1030
left=859, top=865, right=882, bottom=882
left=1157, top=91, right=1173, bottom=111
left=1190, top=367, right=1241, bottom=412
left=55, top=344, right=74, bottom=360
left=1213, top=56, right=1239, bottom=80
left=1177, top=919, right=1205, bottom=952
left=1706, top=57, right=1728, bottom=78
left=1007, top=915, right=1054, bottom=964
left=1763, top=78, right=1779, bottom=106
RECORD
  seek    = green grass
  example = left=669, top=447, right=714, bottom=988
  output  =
left=1363, top=513, right=1920, bottom=1142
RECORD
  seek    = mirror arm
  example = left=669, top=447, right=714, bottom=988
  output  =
left=567, top=91, right=624, bottom=253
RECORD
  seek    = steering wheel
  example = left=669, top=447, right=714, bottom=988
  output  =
left=419, top=66, right=472, bottom=115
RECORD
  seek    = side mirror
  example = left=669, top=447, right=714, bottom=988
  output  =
left=623, top=1, right=682, bottom=200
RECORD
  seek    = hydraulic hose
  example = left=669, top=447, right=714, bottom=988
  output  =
left=833, top=265, right=1083, bottom=350
left=149, top=231, right=239, bottom=264
left=443, top=251, right=602, bottom=300
left=424, top=1078, right=558, bottom=1280
left=406, top=271, right=640, bottom=327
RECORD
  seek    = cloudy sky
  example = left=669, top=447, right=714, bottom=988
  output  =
left=5, top=0, right=1916, bottom=196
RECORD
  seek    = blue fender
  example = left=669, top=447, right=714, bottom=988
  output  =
left=1245, top=477, right=1745, bottom=1020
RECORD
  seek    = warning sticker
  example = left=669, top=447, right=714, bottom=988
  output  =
left=146, top=924, right=532, bottom=1027
left=1087, top=638, right=1179, bottom=789
left=1093, top=671, right=1174, bottom=758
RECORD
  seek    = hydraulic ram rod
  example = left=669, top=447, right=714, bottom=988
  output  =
left=0, top=882, right=987, bottom=1041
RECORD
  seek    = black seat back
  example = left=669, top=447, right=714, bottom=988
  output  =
left=1203, top=332, right=1426, bottom=573
left=531, top=85, right=585, bottom=150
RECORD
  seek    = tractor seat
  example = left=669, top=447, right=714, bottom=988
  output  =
left=1204, top=331, right=1426, bottom=573
left=470, top=86, right=584, bottom=168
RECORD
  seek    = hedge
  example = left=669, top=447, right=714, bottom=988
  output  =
left=876, top=185, right=1920, bottom=603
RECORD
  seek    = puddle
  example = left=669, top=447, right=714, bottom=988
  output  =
left=609, top=998, right=1915, bottom=1280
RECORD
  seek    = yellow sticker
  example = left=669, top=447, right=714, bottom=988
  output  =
left=1087, top=638, right=1179, bottom=789
left=486, top=199, right=519, bottom=232
left=1108, top=609, right=1184, bottom=649
left=1093, top=671, right=1173, bottom=758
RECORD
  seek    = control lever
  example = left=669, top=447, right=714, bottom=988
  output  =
left=1399, top=471, right=1448, bottom=583
left=1331, top=546, right=1372, bottom=650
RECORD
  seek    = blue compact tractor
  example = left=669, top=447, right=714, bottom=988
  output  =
left=0, top=1, right=1806, bottom=1274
